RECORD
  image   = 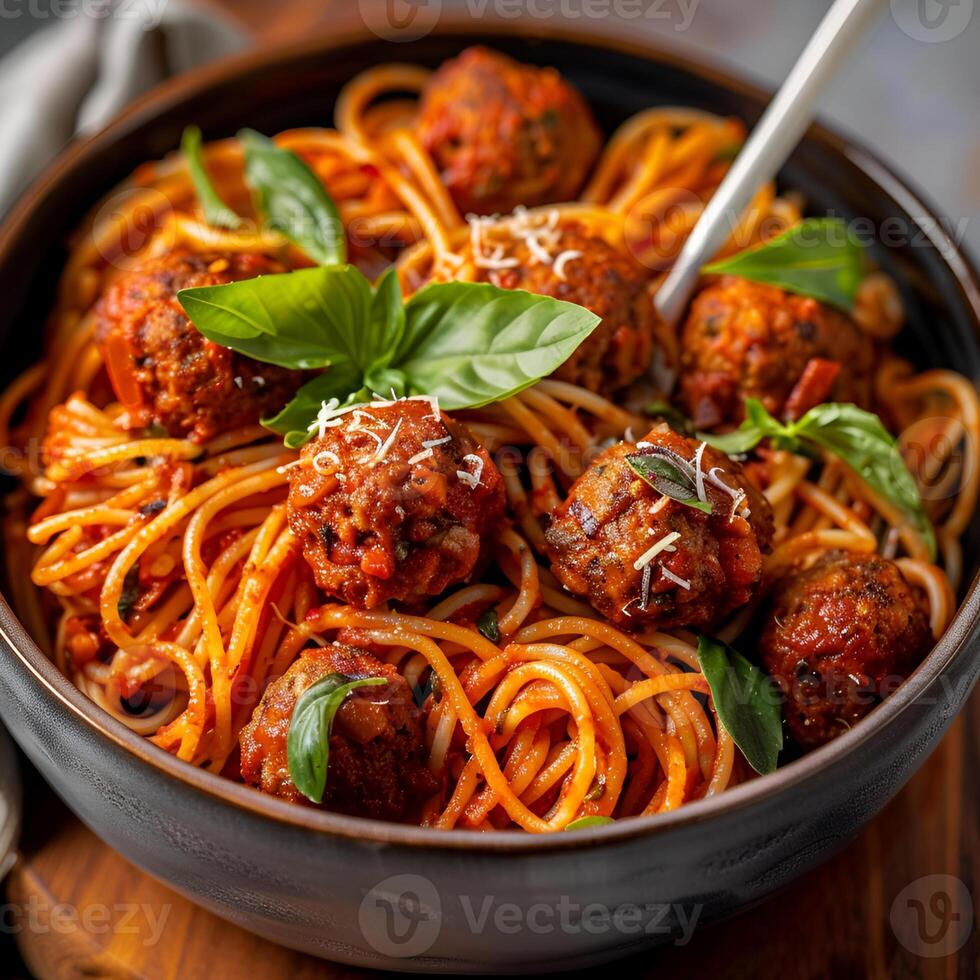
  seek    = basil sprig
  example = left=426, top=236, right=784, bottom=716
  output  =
left=287, top=673, right=388, bottom=804
left=181, top=126, right=242, bottom=230
left=565, top=815, right=615, bottom=831
left=476, top=608, right=500, bottom=643
left=626, top=448, right=712, bottom=514
left=644, top=400, right=693, bottom=435
left=178, top=264, right=601, bottom=447
left=700, top=399, right=936, bottom=559
left=696, top=635, right=783, bottom=775
left=702, top=217, right=866, bottom=310
left=240, top=129, right=345, bottom=267
left=179, top=126, right=345, bottom=266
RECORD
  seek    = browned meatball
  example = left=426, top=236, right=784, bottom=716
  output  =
left=95, top=251, right=304, bottom=442
left=287, top=399, right=506, bottom=609
left=417, top=46, right=601, bottom=215
left=759, top=550, right=932, bottom=749
left=546, top=423, right=773, bottom=630
left=456, top=221, right=659, bottom=393
left=240, top=644, right=438, bottom=820
left=678, top=276, right=874, bottom=429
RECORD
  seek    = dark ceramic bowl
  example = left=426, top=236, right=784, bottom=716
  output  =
left=0, top=23, right=978, bottom=974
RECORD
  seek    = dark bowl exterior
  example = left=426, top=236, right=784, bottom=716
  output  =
left=0, top=24, right=978, bottom=973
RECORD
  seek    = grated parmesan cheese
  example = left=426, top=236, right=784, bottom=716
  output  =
left=466, top=207, right=572, bottom=274
left=469, top=214, right=520, bottom=270
left=552, top=249, right=583, bottom=280
left=632, top=531, right=682, bottom=570
left=661, top=567, right=691, bottom=590
left=308, top=395, right=443, bottom=440
left=693, top=441, right=708, bottom=504
left=307, top=398, right=355, bottom=437
left=707, top=465, right=750, bottom=518
left=640, top=562, right=652, bottom=609
left=358, top=429, right=384, bottom=454
left=525, top=233, right=553, bottom=265
left=349, top=409, right=383, bottom=433
left=407, top=432, right=452, bottom=465
left=372, top=418, right=403, bottom=464
left=312, top=450, right=341, bottom=475
left=456, top=453, right=485, bottom=489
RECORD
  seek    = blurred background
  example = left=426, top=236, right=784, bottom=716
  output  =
left=0, top=0, right=976, bottom=255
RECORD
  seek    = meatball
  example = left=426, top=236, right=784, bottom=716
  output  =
left=678, top=276, right=874, bottom=430
left=546, top=424, right=773, bottom=630
left=287, top=399, right=506, bottom=608
left=95, top=250, right=304, bottom=442
left=417, top=46, right=601, bottom=215
left=458, top=221, right=659, bottom=392
left=240, top=644, right=438, bottom=820
left=758, top=550, right=932, bottom=749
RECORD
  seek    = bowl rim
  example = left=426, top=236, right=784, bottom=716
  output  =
left=1, top=19, right=978, bottom=855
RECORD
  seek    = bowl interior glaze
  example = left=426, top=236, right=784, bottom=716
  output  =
left=0, top=25, right=978, bottom=855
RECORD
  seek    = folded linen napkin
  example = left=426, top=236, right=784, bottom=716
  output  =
left=0, top=0, right=248, bottom=217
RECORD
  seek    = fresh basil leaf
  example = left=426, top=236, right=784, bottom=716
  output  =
left=626, top=453, right=712, bottom=514
left=701, top=398, right=935, bottom=559
left=178, top=265, right=373, bottom=370
left=793, top=402, right=937, bottom=559
left=645, top=400, right=692, bottom=434
left=363, top=368, right=409, bottom=402
left=697, top=426, right=764, bottom=455
left=698, top=398, right=799, bottom=455
left=181, top=126, right=242, bottom=230
left=361, top=271, right=408, bottom=397
left=368, top=267, right=406, bottom=370
left=565, top=816, right=615, bottom=830
left=117, top=567, right=141, bottom=621
left=263, top=365, right=368, bottom=447
left=287, top=672, right=388, bottom=804
left=396, top=282, right=601, bottom=410
left=476, top=608, right=500, bottom=643
left=702, top=217, right=866, bottom=311
left=696, top=635, right=783, bottom=775
left=240, top=128, right=345, bottom=266
left=744, top=397, right=788, bottom=437
left=182, top=270, right=603, bottom=443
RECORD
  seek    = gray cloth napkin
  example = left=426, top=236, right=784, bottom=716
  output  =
left=0, top=0, right=248, bottom=217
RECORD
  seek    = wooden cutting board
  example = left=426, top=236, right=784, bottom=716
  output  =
left=5, top=691, right=976, bottom=980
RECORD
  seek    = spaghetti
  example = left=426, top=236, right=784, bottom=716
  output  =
left=1, top=48, right=976, bottom=831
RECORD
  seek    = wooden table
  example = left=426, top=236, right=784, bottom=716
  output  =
left=5, top=693, right=976, bottom=979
